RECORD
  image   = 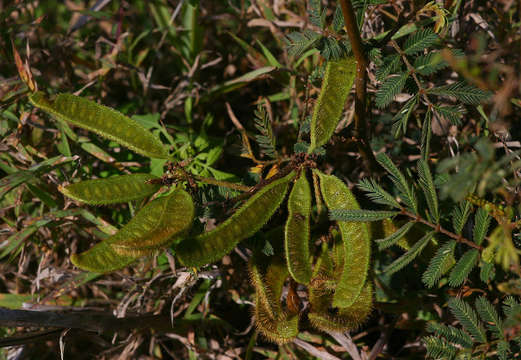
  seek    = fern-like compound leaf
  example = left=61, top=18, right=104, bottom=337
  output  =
left=403, top=28, right=439, bottom=55
left=448, top=249, right=479, bottom=287
left=309, top=57, right=356, bottom=152
left=175, top=172, right=295, bottom=268
left=29, top=92, right=169, bottom=159
left=285, top=173, right=312, bottom=284
left=426, top=322, right=474, bottom=348
left=423, top=335, right=457, bottom=360
left=59, top=174, right=161, bottom=205
left=475, top=296, right=504, bottom=340
left=448, top=297, right=487, bottom=343
left=375, top=72, right=408, bottom=108
left=375, top=153, right=417, bottom=213
left=329, top=209, right=399, bottom=222
left=422, top=240, right=456, bottom=288
left=417, top=159, right=439, bottom=223
left=384, top=231, right=435, bottom=275
left=376, top=221, right=415, bottom=250
left=427, top=81, right=492, bottom=105
left=71, top=188, right=194, bottom=272
left=452, top=201, right=471, bottom=235
left=316, top=171, right=371, bottom=308
left=357, top=178, right=401, bottom=209
left=473, top=208, right=491, bottom=246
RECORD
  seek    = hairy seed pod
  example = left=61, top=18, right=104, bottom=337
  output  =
left=285, top=173, right=312, bottom=284
left=29, top=92, right=169, bottom=159
left=315, top=170, right=371, bottom=308
left=249, top=254, right=299, bottom=344
left=71, top=188, right=194, bottom=272
left=175, top=172, right=295, bottom=268
left=112, top=188, right=194, bottom=255
left=59, top=174, right=161, bottom=205
left=308, top=281, right=373, bottom=332
left=309, top=57, right=356, bottom=152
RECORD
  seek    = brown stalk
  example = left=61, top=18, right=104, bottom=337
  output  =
left=338, top=0, right=378, bottom=173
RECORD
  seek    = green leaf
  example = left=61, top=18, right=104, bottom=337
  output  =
left=285, top=30, right=321, bottom=57
left=59, top=174, right=161, bottom=205
left=309, top=57, right=356, bottom=151
left=480, top=260, right=495, bottom=283
left=417, top=159, right=439, bottom=223
left=330, top=209, right=400, bottom=222
left=376, top=222, right=415, bottom=250
left=433, top=104, right=466, bottom=125
left=452, top=201, right=471, bottom=235
left=375, top=72, right=408, bottom=108
left=358, top=178, right=401, bottom=209
left=421, top=110, right=432, bottom=160
left=426, top=322, right=474, bottom=348
left=376, top=54, right=400, bottom=82
left=414, top=51, right=448, bottom=76
left=423, top=335, right=457, bottom=360
left=254, top=104, right=277, bottom=159
left=403, top=28, right=439, bottom=55
left=448, top=249, right=479, bottom=287
left=376, top=153, right=417, bottom=213
left=448, top=297, right=487, bottom=343
left=475, top=296, right=504, bottom=340
left=427, top=81, right=492, bottom=105
left=384, top=231, right=435, bottom=275
left=29, top=92, right=169, bottom=159
left=473, top=208, right=491, bottom=246
left=422, top=240, right=456, bottom=288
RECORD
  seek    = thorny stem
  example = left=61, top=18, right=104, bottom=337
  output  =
left=338, top=0, right=378, bottom=173
left=400, top=208, right=483, bottom=250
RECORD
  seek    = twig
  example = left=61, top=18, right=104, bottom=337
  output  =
left=328, top=331, right=364, bottom=360
left=401, top=209, right=483, bottom=250
left=293, top=338, right=342, bottom=360
left=339, top=0, right=378, bottom=173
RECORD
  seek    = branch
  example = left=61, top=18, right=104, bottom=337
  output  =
left=339, top=0, right=378, bottom=173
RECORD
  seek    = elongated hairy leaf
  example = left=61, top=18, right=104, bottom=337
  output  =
left=417, top=159, right=439, bottom=223
left=175, top=172, right=295, bottom=267
left=475, top=296, right=504, bottom=340
left=29, top=92, right=169, bottom=159
left=426, top=322, right=474, bottom=348
left=59, top=174, right=161, bottom=205
left=309, top=57, right=356, bottom=151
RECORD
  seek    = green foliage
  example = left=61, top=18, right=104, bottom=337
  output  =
left=422, top=240, right=456, bottom=288
left=253, top=104, right=278, bottom=159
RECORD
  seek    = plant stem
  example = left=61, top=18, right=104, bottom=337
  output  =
left=401, top=209, right=483, bottom=250
left=338, top=0, right=378, bottom=173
